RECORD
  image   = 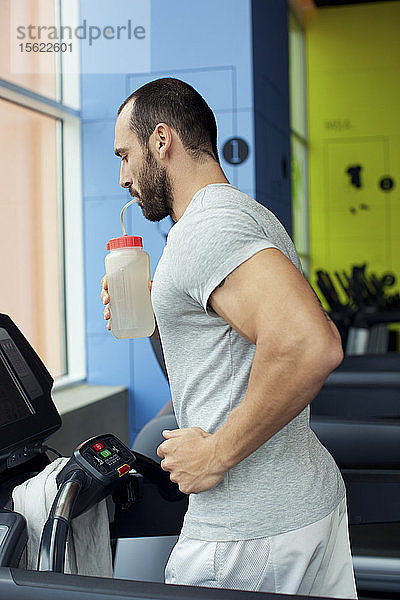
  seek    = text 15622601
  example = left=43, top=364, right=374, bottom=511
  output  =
left=19, top=42, right=73, bottom=52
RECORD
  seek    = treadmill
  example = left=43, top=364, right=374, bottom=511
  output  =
left=311, top=353, right=400, bottom=596
left=0, top=312, right=348, bottom=600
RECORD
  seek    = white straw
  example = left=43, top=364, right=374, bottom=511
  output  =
left=120, top=198, right=137, bottom=235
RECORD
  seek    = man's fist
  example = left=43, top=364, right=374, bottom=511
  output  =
left=157, top=427, right=227, bottom=494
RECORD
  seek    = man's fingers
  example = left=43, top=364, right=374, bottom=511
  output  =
left=101, top=276, right=111, bottom=332
left=162, top=429, right=182, bottom=439
left=101, top=276, right=110, bottom=305
left=101, top=290, right=110, bottom=304
left=157, top=438, right=176, bottom=459
left=157, top=442, right=166, bottom=459
left=160, top=458, right=170, bottom=472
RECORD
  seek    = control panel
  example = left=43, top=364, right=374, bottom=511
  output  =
left=78, top=435, right=134, bottom=480
left=54, top=434, right=136, bottom=521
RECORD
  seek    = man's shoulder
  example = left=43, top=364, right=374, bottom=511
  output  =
left=167, top=185, right=278, bottom=250
left=182, top=185, right=271, bottom=225
left=202, top=184, right=256, bottom=209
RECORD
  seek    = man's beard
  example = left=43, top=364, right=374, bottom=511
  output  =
left=130, top=147, right=174, bottom=222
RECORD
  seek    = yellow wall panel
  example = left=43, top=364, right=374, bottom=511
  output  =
left=307, top=1, right=400, bottom=292
left=307, top=2, right=400, bottom=72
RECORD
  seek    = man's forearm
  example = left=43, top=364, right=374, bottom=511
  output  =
left=212, top=340, right=342, bottom=471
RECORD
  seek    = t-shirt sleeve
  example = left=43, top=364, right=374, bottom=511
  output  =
left=170, top=205, right=279, bottom=317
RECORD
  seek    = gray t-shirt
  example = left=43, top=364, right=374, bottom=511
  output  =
left=151, top=183, right=345, bottom=541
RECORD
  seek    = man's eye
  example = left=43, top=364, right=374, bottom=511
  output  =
left=121, top=156, right=128, bottom=162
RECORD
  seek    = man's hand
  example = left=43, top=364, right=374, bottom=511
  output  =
left=157, top=428, right=227, bottom=494
left=101, top=275, right=112, bottom=331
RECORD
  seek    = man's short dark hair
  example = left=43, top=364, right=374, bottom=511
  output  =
left=118, top=78, right=219, bottom=163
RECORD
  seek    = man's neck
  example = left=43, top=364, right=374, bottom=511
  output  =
left=171, top=159, right=229, bottom=222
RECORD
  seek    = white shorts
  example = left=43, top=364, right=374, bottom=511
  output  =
left=165, top=496, right=358, bottom=599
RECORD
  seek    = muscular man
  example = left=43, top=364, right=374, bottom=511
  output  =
left=101, top=78, right=357, bottom=598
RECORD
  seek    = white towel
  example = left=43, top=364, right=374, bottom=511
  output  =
left=12, top=457, right=113, bottom=577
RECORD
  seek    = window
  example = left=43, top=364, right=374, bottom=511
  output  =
left=0, top=0, right=84, bottom=386
left=289, top=10, right=310, bottom=276
left=0, top=0, right=58, bottom=99
left=0, top=100, right=65, bottom=377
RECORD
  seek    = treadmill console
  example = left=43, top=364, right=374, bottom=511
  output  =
left=53, top=434, right=137, bottom=521
left=68, top=435, right=135, bottom=483
left=0, top=314, right=61, bottom=474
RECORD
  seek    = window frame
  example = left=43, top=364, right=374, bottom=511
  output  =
left=0, top=68, right=85, bottom=389
left=289, top=9, right=310, bottom=277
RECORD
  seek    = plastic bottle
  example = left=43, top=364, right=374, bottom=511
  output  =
left=105, top=201, right=155, bottom=339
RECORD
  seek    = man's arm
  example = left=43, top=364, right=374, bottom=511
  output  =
left=158, top=248, right=343, bottom=493
left=208, top=249, right=343, bottom=469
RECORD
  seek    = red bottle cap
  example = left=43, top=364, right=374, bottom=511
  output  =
left=106, top=235, right=143, bottom=251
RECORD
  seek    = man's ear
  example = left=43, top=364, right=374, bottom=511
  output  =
left=152, top=122, right=172, bottom=159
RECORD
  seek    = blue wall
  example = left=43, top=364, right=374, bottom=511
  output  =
left=80, top=0, right=256, bottom=442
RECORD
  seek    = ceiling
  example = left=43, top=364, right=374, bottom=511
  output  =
left=314, top=0, right=398, bottom=6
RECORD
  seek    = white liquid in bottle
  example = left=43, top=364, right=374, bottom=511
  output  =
left=105, top=200, right=155, bottom=339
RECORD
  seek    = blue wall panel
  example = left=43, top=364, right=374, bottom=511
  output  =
left=86, top=334, right=131, bottom=387
left=150, top=0, right=254, bottom=110
left=82, top=121, right=118, bottom=197
left=127, top=68, right=235, bottom=112
left=81, top=75, right=127, bottom=120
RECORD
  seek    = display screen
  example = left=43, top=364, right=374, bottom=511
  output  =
left=0, top=351, right=34, bottom=428
left=0, top=330, right=43, bottom=401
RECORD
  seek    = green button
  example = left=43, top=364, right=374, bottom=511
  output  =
left=100, top=449, right=111, bottom=458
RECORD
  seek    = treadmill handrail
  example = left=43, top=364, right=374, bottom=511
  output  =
left=326, top=371, right=400, bottom=386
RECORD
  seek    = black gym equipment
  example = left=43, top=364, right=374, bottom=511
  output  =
left=315, top=264, right=400, bottom=355
left=312, top=267, right=400, bottom=588
left=37, top=434, right=137, bottom=573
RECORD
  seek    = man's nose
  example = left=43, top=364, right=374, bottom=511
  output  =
left=120, top=165, right=132, bottom=189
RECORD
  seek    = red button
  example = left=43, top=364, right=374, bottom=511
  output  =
left=92, top=442, right=105, bottom=452
left=117, top=464, right=130, bottom=477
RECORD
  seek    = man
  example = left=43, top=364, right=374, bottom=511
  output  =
left=101, top=78, right=357, bottom=598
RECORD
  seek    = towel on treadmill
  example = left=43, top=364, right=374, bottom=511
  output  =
left=12, top=457, right=113, bottom=577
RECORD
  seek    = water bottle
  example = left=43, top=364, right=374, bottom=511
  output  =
left=105, top=200, right=155, bottom=339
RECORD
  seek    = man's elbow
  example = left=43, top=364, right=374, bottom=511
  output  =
left=324, top=339, right=344, bottom=373
left=307, top=333, right=344, bottom=379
